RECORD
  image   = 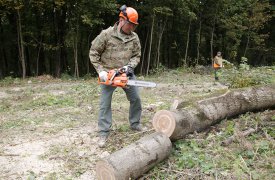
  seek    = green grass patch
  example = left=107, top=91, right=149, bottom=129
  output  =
left=29, top=94, right=75, bottom=108
left=221, top=66, right=275, bottom=88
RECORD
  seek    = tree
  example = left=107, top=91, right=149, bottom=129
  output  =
left=0, top=0, right=274, bottom=78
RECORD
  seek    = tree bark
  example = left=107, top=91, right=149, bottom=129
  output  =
left=140, top=29, right=149, bottom=74
left=17, top=9, right=26, bottom=79
left=210, top=24, right=215, bottom=63
left=74, top=19, right=79, bottom=78
left=243, top=33, right=250, bottom=57
left=87, top=31, right=93, bottom=74
left=146, top=15, right=155, bottom=76
left=0, top=24, right=8, bottom=78
left=153, top=85, right=275, bottom=140
left=156, top=20, right=166, bottom=69
left=184, top=18, right=191, bottom=67
left=36, top=41, right=42, bottom=76
left=196, top=19, right=202, bottom=66
left=96, top=132, right=172, bottom=180
left=210, top=8, right=217, bottom=63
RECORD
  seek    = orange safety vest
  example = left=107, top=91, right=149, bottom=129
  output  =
left=213, top=63, right=221, bottom=69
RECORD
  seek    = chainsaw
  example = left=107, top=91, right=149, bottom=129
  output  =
left=98, top=69, right=156, bottom=88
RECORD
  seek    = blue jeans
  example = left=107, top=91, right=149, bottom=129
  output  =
left=98, top=76, right=142, bottom=137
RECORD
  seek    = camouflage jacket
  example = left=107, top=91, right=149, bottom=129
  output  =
left=89, top=23, right=141, bottom=74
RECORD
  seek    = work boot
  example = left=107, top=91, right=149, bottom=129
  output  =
left=98, top=136, right=108, bottom=148
left=131, top=124, right=147, bottom=132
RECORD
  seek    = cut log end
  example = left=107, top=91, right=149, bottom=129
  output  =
left=96, top=132, right=172, bottom=179
left=96, top=160, right=116, bottom=180
left=152, top=110, right=176, bottom=137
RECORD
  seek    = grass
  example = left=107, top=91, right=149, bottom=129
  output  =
left=0, top=66, right=274, bottom=179
left=40, top=144, right=92, bottom=178
left=143, top=111, right=275, bottom=179
left=221, top=66, right=275, bottom=88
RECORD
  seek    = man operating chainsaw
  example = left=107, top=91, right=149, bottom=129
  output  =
left=89, top=5, right=144, bottom=148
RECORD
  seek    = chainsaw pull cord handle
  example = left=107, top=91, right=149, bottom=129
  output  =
left=109, top=70, right=117, bottom=81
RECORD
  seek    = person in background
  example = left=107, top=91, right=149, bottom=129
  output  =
left=213, top=51, right=224, bottom=81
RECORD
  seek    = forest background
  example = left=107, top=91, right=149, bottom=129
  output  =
left=0, top=0, right=274, bottom=79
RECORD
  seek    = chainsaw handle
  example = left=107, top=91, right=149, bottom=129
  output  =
left=98, top=69, right=128, bottom=88
left=98, top=69, right=116, bottom=85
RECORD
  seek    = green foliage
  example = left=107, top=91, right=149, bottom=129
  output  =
left=0, top=76, right=14, bottom=85
left=82, top=73, right=92, bottom=80
left=222, top=59, right=234, bottom=69
left=0, top=0, right=274, bottom=78
left=228, top=72, right=258, bottom=88
left=224, top=61, right=274, bottom=88
left=239, top=57, right=250, bottom=70
left=27, top=171, right=37, bottom=180
left=224, top=121, right=235, bottom=135
left=174, top=140, right=214, bottom=173
left=116, top=124, right=130, bottom=132
left=149, top=63, right=167, bottom=75
left=30, top=94, right=75, bottom=107
left=61, top=73, right=73, bottom=80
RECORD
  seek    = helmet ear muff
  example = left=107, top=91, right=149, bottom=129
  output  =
left=119, top=5, right=128, bottom=21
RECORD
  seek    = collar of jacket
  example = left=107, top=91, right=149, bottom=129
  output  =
left=112, top=22, right=136, bottom=43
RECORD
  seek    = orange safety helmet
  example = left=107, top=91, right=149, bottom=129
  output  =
left=119, top=5, right=139, bottom=25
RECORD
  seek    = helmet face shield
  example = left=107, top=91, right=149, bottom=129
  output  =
left=126, top=21, right=138, bottom=31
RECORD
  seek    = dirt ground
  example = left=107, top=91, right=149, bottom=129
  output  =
left=0, top=72, right=251, bottom=179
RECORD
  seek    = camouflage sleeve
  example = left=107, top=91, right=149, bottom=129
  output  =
left=89, top=29, right=108, bottom=74
left=128, top=35, right=141, bottom=69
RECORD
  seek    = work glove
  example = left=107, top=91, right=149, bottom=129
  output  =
left=120, top=65, right=134, bottom=77
left=99, top=71, right=108, bottom=82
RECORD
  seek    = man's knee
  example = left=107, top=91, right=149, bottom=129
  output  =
left=129, top=96, right=141, bottom=103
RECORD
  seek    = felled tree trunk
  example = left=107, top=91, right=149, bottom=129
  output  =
left=153, top=85, right=275, bottom=140
left=96, top=132, right=172, bottom=180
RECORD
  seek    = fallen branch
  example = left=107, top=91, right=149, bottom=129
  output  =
left=0, top=153, right=20, bottom=157
left=221, top=128, right=256, bottom=146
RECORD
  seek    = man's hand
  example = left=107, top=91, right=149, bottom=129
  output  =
left=99, top=71, right=108, bottom=82
left=120, top=65, right=134, bottom=76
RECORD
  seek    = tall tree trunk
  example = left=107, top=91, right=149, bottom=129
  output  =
left=156, top=20, right=167, bottom=69
left=196, top=19, right=202, bottom=66
left=146, top=15, right=155, bottom=76
left=87, top=32, right=93, bottom=74
left=184, top=18, right=191, bottom=67
left=140, top=29, right=149, bottom=74
left=210, top=24, right=215, bottom=65
left=53, top=9, right=59, bottom=77
left=0, top=24, right=7, bottom=78
left=54, top=7, right=66, bottom=78
left=210, top=8, right=218, bottom=65
left=74, top=19, right=79, bottom=78
left=36, top=40, right=42, bottom=76
left=17, top=9, right=26, bottom=79
left=243, top=33, right=250, bottom=57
